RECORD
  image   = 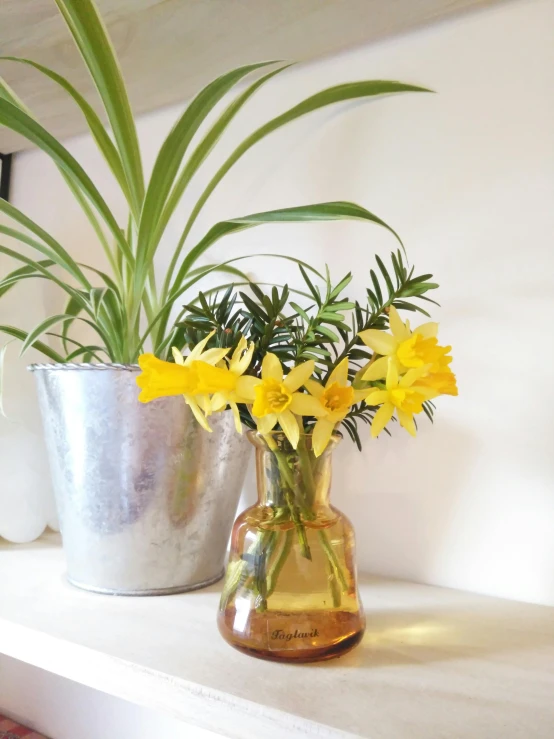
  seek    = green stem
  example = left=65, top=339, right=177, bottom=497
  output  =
left=220, top=528, right=274, bottom=606
left=318, top=530, right=348, bottom=592
left=266, top=529, right=293, bottom=597
left=285, top=489, right=311, bottom=560
left=255, top=531, right=277, bottom=612
left=297, top=436, right=317, bottom=508
left=327, top=558, right=341, bottom=608
left=272, top=449, right=312, bottom=557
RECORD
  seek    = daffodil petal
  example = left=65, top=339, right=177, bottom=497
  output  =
left=362, top=356, right=389, bottom=381
left=388, top=306, right=411, bottom=341
left=137, top=353, right=154, bottom=370
left=371, top=403, right=394, bottom=438
left=365, top=390, right=389, bottom=406
left=327, top=409, right=347, bottom=423
left=289, top=392, right=327, bottom=417
left=305, top=379, right=324, bottom=398
left=277, top=409, right=300, bottom=448
left=327, top=357, right=349, bottom=387
left=397, top=409, right=416, bottom=437
left=233, top=342, right=255, bottom=376
left=256, top=412, right=278, bottom=435
left=413, top=386, right=440, bottom=401
left=235, top=375, right=260, bottom=400
left=386, top=357, right=399, bottom=390
left=172, top=347, right=185, bottom=365
left=312, top=418, right=335, bottom=457
left=196, top=394, right=212, bottom=415
left=186, top=330, right=216, bottom=363
left=198, top=347, right=230, bottom=365
left=230, top=402, right=243, bottom=434
left=415, top=321, right=438, bottom=339
left=262, top=353, right=283, bottom=382
left=211, top=392, right=227, bottom=412
left=231, top=336, right=247, bottom=364
left=353, top=388, right=375, bottom=403
left=284, top=360, right=315, bottom=391
left=358, top=329, right=397, bottom=356
left=186, top=396, right=212, bottom=432
left=400, top=365, right=431, bottom=387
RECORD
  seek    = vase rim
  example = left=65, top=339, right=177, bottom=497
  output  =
left=246, top=429, right=342, bottom=450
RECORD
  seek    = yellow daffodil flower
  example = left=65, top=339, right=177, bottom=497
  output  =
left=358, top=306, right=440, bottom=380
left=366, top=357, right=439, bottom=438
left=304, top=358, right=374, bottom=457
left=210, top=337, right=255, bottom=433
left=171, top=332, right=235, bottom=431
left=137, top=353, right=232, bottom=430
left=236, top=353, right=324, bottom=449
left=137, top=354, right=200, bottom=402
left=138, top=331, right=233, bottom=432
left=358, top=306, right=457, bottom=396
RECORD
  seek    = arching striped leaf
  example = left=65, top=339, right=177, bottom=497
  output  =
left=0, top=56, right=129, bottom=203
left=175, top=80, right=430, bottom=255
left=0, top=325, right=64, bottom=362
left=172, top=201, right=402, bottom=296
left=136, top=61, right=279, bottom=281
left=53, top=0, right=144, bottom=215
left=0, top=99, right=132, bottom=265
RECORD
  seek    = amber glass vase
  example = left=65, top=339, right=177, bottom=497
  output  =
left=218, top=431, right=365, bottom=663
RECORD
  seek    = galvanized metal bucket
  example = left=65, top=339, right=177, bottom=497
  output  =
left=29, top=363, right=251, bottom=595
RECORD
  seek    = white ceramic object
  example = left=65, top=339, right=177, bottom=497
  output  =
left=0, top=425, right=52, bottom=543
left=0, top=257, right=57, bottom=543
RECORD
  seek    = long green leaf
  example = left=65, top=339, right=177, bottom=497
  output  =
left=0, top=99, right=133, bottom=265
left=46, top=333, right=104, bottom=362
left=136, top=61, right=279, bottom=278
left=175, top=80, right=430, bottom=256
left=160, top=63, right=292, bottom=296
left=0, top=259, right=54, bottom=298
left=0, top=200, right=91, bottom=285
left=79, top=263, right=120, bottom=293
left=185, top=264, right=249, bottom=280
left=53, top=0, right=144, bottom=215
left=19, top=309, right=117, bottom=360
left=0, top=325, right=64, bottom=362
left=1, top=66, right=124, bottom=280
left=173, top=201, right=402, bottom=294
left=59, top=294, right=84, bottom=355
left=64, top=344, right=105, bottom=362
left=0, top=56, right=129, bottom=202
left=20, top=314, right=78, bottom=356
left=59, top=169, right=121, bottom=281
left=0, top=75, right=31, bottom=112
left=0, top=224, right=90, bottom=289
left=0, top=244, right=94, bottom=319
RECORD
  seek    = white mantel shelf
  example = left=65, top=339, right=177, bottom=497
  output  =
left=0, top=534, right=553, bottom=739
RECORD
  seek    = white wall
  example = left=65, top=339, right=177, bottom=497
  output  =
left=2, top=0, right=554, bottom=605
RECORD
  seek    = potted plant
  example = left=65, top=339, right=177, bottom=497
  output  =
left=0, top=0, right=428, bottom=593
left=136, top=254, right=458, bottom=660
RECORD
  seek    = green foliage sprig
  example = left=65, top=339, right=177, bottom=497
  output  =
left=177, top=252, right=440, bottom=447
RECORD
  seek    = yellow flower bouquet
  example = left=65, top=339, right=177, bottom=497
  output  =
left=136, top=251, right=457, bottom=661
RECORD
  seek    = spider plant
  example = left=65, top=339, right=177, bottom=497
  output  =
left=0, top=0, right=428, bottom=365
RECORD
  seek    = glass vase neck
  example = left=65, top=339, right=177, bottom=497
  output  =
left=247, top=431, right=340, bottom=509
